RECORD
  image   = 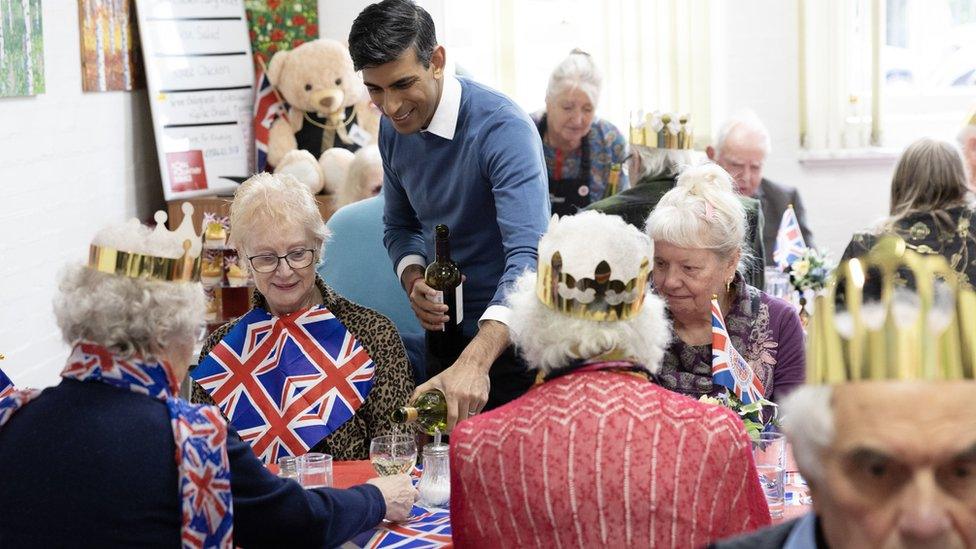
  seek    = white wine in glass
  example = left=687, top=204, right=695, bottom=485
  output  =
left=370, top=434, right=417, bottom=477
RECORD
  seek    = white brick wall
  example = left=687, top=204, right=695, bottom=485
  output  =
left=0, top=3, right=164, bottom=388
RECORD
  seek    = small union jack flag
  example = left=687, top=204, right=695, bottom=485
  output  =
left=351, top=506, right=452, bottom=548
left=711, top=298, right=765, bottom=404
left=192, top=305, right=375, bottom=464
left=0, top=367, right=14, bottom=399
left=773, top=204, right=807, bottom=269
left=254, top=63, right=287, bottom=172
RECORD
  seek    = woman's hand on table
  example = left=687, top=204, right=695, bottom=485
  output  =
left=367, top=474, right=417, bottom=522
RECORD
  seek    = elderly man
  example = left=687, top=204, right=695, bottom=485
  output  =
left=586, top=113, right=767, bottom=288
left=451, top=211, right=771, bottom=548
left=706, top=111, right=814, bottom=264
left=715, top=236, right=976, bottom=548
left=958, top=109, right=976, bottom=189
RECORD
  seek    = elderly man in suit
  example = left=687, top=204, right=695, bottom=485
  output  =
left=707, top=111, right=814, bottom=264
left=714, top=238, right=976, bottom=549
left=586, top=112, right=767, bottom=288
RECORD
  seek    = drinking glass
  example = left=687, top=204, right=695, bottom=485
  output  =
left=370, top=434, right=418, bottom=476
left=753, top=432, right=787, bottom=519
left=298, top=453, right=333, bottom=488
left=764, top=267, right=791, bottom=300
left=277, top=456, right=300, bottom=481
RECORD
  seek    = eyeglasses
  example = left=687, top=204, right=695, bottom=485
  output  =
left=247, top=249, right=316, bottom=273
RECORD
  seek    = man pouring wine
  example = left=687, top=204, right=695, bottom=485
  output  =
left=349, top=0, right=550, bottom=432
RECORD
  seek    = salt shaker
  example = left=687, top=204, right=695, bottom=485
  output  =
left=417, top=442, right=450, bottom=508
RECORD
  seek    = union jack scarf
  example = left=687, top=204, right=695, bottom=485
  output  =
left=192, top=305, right=375, bottom=464
left=0, top=367, right=14, bottom=399
left=0, top=342, right=234, bottom=548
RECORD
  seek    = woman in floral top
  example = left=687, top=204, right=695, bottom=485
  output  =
left=843, top=138, right=976, bottom=289
left=533, top=49, right=629, bottom=216
left=645, top=164, right=806, bottom=401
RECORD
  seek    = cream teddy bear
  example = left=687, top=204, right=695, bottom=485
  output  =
left=266, top=38, right=380, bottom=194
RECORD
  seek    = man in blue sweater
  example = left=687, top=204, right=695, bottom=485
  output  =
left=349, top=0, right=550, bottom=432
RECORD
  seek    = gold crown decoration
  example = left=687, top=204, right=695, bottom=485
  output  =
left=535, top=251, right=651, bottom=322
left=807, top=235, right=976, bottom=384
left=966, top=107, right=976, bottom=127
left=88, top=202, right=203, bottom=283
left=630, top=111, right=694, bottom=149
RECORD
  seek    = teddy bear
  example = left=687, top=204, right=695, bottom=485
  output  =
left=334, top=145, right=384, bottom=209
left=266, top=38, right=380, bottom=195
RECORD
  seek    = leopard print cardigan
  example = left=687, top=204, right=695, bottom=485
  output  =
left=191, top=276, right=415, bottom=461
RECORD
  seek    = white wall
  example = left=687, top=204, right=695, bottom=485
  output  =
left=0, top=4, right=163, bottom=388
left=716, top=0, right=897, bottom=258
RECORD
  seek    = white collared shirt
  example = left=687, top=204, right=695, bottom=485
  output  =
left=420, top=74, right=461, bottom=140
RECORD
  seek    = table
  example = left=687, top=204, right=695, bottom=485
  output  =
left=776, top=445, right=813, bottom=525
left=332, top=461, right=453, bottom=549
left=295, top=456, right=809, bottom=547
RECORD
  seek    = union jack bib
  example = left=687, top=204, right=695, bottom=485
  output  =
left=192, top=305, right=376, bottom=464
left=0, top=342, right=234, bottom=549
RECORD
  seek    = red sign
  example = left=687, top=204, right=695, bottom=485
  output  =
left=166, top=150, right=208, bottom=192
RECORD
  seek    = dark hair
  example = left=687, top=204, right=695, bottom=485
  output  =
left=348, top=0, right=437, bottom=71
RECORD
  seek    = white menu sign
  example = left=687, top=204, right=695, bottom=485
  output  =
left=136, top=0, right=254, bottom=199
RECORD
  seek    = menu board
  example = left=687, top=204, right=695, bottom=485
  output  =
left=136, top=0, right=254, bottom=199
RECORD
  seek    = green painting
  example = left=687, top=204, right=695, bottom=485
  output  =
left=245, top=0, right=318, bottom=69
left=0, top=0, right=44, bottom=97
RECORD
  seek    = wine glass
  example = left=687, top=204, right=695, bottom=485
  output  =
left=369, top=434, right=418, bottom=476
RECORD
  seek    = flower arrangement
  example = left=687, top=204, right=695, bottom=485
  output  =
left=700, top=392, right=778, bottom=442
left=784, top=247, right=833, bottom=293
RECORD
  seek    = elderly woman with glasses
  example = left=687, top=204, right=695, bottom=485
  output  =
left=191, top=172, right=414, bottom=462
left=0, top=215, right=415, bottom=547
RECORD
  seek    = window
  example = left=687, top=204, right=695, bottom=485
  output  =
left=799, top=0, right=975, bottom=153
left=439, top=0, right=715, bottom=147
left=882, top=0, right=976, bottom=146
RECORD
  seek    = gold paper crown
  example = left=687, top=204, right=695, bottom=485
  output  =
left=631, top=111, right=694, bottom=149
left=966, top=107, right=976, bottom=127
left=535, top=251, right=651, bottom=321
left=88, top=202, right=203, bottom=283
left=807, top=236, right=976, bottom=384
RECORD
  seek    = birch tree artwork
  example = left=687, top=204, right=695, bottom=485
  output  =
left=0, top=0, right=44, bottom=97
left=78, top=0, right=142, bottom=92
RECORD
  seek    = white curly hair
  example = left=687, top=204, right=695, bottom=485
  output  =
left=230, top=172, right=331, bottom=267
left=53, top=220, right=205, bottom=361
left=506, top=211, right=672, bottom=374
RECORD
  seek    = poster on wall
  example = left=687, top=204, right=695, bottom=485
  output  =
left=0, top=0, right=45, bottom=97
left=78, top=0, right=144, bottom=92
left=136, top=0, right=254, bottom=200
left=244, top=0, right=318, bottom=67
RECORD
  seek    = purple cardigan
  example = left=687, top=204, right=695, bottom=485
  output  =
left=655, top=274, right=806, bottom=402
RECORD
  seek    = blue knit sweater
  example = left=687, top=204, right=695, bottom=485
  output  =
left=380, top=77, right=550, bottom=335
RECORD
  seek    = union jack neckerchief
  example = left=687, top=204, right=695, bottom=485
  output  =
left=0, top=342, right=234, bottom=548
left=192, top=305, right=375, bottom=464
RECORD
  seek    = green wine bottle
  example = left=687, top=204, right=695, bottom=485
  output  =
left=392, top=389, right=448, bottom=435
left=425, top=224, right=464, bottom=362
